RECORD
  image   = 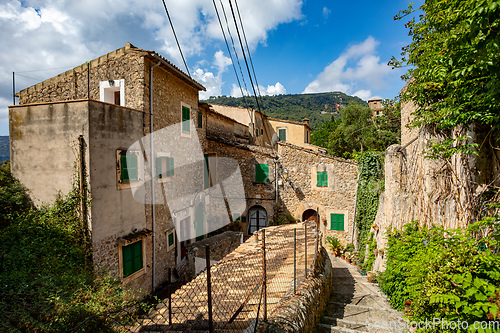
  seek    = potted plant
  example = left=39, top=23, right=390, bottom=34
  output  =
left=367, top=271, right=377, bottom=283
left=325, top=236, right=342, bottom=256
left=372, top=223, right=379, bottom=231
left=379, top=248, right=385, bottom=258
left=404, top=300, right=412, bottom=314
left=373, top=248, right=379, bottom=256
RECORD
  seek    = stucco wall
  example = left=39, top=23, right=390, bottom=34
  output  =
left=277, top=142, right=358, bottom=246
left=9, top=100, right=91, bottom=206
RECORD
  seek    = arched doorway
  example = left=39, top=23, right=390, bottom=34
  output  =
left=248, top=205, right=267, bottom=234
left=302, top=209, right=319, bottom=223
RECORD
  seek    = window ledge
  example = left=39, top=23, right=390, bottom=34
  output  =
left=122, top=267, right=146, bottom=283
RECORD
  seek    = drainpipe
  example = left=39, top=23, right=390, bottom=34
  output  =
left=350, top=171, right=361, bottom=246
left=12, top=72, right=15, bottom=105
left=150, top=60, right=161, bottom=292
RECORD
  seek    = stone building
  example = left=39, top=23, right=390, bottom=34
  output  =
left=9, top=43, right=359, bottom=294
left=276, top=142, right=358, bottom=245
left=368, top=98, right=384, bottom=117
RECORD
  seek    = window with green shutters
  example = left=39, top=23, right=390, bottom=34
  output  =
left=121, top=154, right=138, bottom=183
left=168, top=232, right=174, bottom=247
left=182, top=105, right=190, bottom=133
left=255, top=164, right=269, bottom=183
left=317, top=171, right=328, bottom=187
left=122, top=240, right=143, bottom=278
left=278, top=128, right=287, bottom=141
left=197, top=111, right=203, bottom=128
left=156, top=156, right=174, bottom=178
left=330, top=213, right=345, bottom=231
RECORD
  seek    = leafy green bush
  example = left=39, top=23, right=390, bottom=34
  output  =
left=326, top=236, right=342, bottom=253
left=0, top=161, right=32, bottom=227
left=380, top=218, right=500, bottom=332
left=0, top=169, right=135, bottom=331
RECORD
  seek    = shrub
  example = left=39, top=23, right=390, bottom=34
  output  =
left=380, top=218, right=500, bottom=332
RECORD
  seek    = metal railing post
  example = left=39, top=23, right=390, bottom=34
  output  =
left=262, top=229, right=267, bottom=322
left=293, top=228, right=296, bottom=293
left=304, top=223, right=307, bottom=277
left=167, top=267, right=172, bottom=326
left=206, top=245, right=214, bottom=333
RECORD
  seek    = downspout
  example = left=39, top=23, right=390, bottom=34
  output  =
left=150, top=60, right=161, bottom=292
left=350, top=171, right=361, bottom=246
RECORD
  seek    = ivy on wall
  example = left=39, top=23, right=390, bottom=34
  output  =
left=353, top=152, right=384, bottom=265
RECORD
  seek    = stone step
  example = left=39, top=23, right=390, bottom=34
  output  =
left=317, top=322, right=368, bottom=333
left=330, top=292, right=392, bottom=309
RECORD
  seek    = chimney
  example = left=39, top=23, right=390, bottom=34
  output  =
left=303, top=118, right=310, bottom=126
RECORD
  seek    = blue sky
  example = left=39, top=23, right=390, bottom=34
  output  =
left=0, top=0, right=422, bottom=136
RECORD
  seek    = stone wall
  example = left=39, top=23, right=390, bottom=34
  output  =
left=185, top=231, right=243, bottom=280
left=18, top=43, right=147, bottom=111
left=372, top=88, right=500, bottom=272
left=277, top=142, right=358, bottom=246
left=263, top=246, right=333, bottom=332
left=207, top=137, right=277, bottom=234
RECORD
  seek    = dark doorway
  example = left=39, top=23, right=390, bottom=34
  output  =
left=302, top=209, right=319, bottom=223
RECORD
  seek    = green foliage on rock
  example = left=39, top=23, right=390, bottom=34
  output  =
left=353, top=152, right=384, bottom=266
left=203, top=92, right=367, bottom=129
left=311, top=101, right=400, bottom=159
left=391, top=0, right=500, bottom=155
left=380, top=218, right=500, bottom=331
left=0, top=166, right=135, bottom=332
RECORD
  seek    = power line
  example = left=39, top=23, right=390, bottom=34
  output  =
left=212, top=0, right=250, bottom=109
left=233, top=0, right=265, bottom=110
left=227, top=0, right=262, bottom=115
left=161, top=0, right=191, bottom=77
left=217, top=0, right=251, bottom=102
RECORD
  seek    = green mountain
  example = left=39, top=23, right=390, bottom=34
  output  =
left=0, top=136, right=9, bottom=162
left=202, top=92, right=367, bottom=129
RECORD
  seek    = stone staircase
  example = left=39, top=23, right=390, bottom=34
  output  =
left=316, top=256, right=405, bottom=333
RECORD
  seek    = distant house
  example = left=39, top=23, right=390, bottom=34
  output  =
left=368, top=98, right=384, bottom=117
left=9, top=43, right=358, bottom=294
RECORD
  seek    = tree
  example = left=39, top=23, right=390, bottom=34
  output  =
left=390, top=0, right=500, bottom=155
left=311, top=103, right=401, bottom=159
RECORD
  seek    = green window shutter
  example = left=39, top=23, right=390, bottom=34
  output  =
left=121, top=155, right=138, bottom=182
left=198, top=112, right=203, bottom=128
left=122, top=240, right=143, bottom=278
left=182, top=106, right=190, bottom=133
left=278, top=128, right=286, bottom=141
left=168, top=232, right=174, bottom=246
left=204, top=154, right=210, bottom=189
left=156, top=157, right=163, bottom=178
left=256, top=164, right=269, bottom=183
left=330, top=214, right=345, bottom=231
left=167, top=157, right=174, bottom=177
left=317, top=171, right=327, bottom=187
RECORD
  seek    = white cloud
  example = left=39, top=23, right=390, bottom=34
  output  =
left=261, top=82, right=286, bottom=95
left=322, top=7, right=331, bottom=19
left=0, top=97, right=9, bottom=122
left=303, top=36, right=392, bottom=98
left=194, top=50, right=233, bottom=99
left=0, top=0, right=304, bottom=134
left=353, top=90, right=372, bottom=101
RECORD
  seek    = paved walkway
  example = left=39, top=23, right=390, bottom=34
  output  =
left=316, top=255, right=405, bottom=333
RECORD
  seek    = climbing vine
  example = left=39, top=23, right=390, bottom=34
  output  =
left=353, top=151, right=384, bottom=265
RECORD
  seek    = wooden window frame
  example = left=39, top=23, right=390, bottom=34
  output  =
left=119, top=240, right=146, bottom=281
left=330, top=213, right=345, bottom=231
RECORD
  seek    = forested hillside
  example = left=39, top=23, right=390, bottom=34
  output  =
left=202, top=92, right=367, bottom=129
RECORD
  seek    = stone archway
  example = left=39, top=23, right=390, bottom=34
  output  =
left=302, top=209, right=319, bottom=223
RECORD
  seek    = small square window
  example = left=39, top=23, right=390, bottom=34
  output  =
left=122, top=240, right=143, bottom=278
left=167, top=230, right=175, bottom=251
